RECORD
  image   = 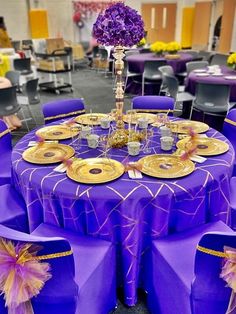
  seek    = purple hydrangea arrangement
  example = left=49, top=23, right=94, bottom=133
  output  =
left=93, top=2, right=145, bottom=47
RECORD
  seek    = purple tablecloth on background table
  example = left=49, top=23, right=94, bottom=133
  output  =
left=185, top=66, right=236, bottom=102
left=12, top=118, right=234, bottom=306
left=125, top=52, right=193, bottom=95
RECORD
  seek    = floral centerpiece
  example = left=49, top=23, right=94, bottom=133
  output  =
left=137, top=37, right=146, bottom=47
left=166, top=41, right=181, bottom=54
left=227, top=52, right=236, bottom=70
left=150, top=41, right=166, bottom=56
left=93, top=2, right=145, bottom=147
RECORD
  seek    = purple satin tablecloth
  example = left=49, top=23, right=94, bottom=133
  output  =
left=125, top=52, right=193, bottom=95
left=185, top=66, right=236, bottom=102
left=12, top=119, right=234, bottom=306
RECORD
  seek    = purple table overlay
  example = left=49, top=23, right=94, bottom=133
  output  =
left=12, top=118, right=235, bottom=306
left=185, top=66, right=236, bottom=102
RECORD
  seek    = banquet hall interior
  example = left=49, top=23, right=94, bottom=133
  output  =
left=1, top=0, right=236, bottom=313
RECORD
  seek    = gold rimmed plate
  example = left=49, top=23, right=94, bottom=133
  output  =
left=36, top=125, right=80, bottom=140
left=176, top=137, right=229, bottom=156
left=67, top=158, right=125, bottom=184
left=168, top=120, right=209, bottom=134
left=123, top=113, right=156, bottom=124
left=138, top=154, right=195, bottom=179
left=22, top=143, right=75, bottom=164
left=75, top=113, right=110, bottom=125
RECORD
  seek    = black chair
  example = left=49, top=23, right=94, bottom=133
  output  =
left=13, top=58, right=33, bottom=75
left=142, top=60, right=167, bottom=95
left=191, top=82, right=232, bottom=130
left=11, top=40, right=21, bottom=51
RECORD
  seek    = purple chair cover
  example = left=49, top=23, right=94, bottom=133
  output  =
left=32, top=223, right=116, bottom=314
left=132, top=96, right=175, bottom=114
left=42, top=99, right=86, bottom=124
left=230, top=177, right=236, bottom=230
left=147, top=220, right=234, bottom=314
left=0, top=184, right=29, bottom=232
left=0, top=119, right=12, bottom=185
left=0, top=223, right=116, bottom=314
left=223, top=109, right=236, bottom=176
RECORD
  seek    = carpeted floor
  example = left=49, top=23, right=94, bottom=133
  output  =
left=12, top=61, right=151, bottom=314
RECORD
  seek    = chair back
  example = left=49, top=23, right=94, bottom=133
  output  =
left=11, top=40, right=21, bottom=51
left=5, top=71, right=20, bottom=87
left=158, top=65, right=174, bottom=77
left=143, top=60, right=167, bottom=78
left=13, top=58, right=32, bottom=73
left=125, top=50, right=140, bottom=57
left=191, top=231, right=236, bottom=314
left=198, top=50, right=214, bottom=62
left=163, top=74, right=179, bottom=99
left=0, top=86, right=20, bottom=116
left=194, top=82, right=230, bottom=113
left=181, top=50, right=200, bottom=60
left=92, top=46, right=99, bottom=58
left=186, top=61, right=209, bottom=75
left=98, top=47, right=108, bottom=60
left=210, top=53, right=229, bottom=66
left=0, top=224, right=78, bottom=314
left=132, top=95, right=174, bottom=114
left=23, top=78, right=40, bottom=104
left=0, top=119, right=12, bottom=154
left=222, top=109, right=236, bottom=153
left=42, top=98, right=85, bottom=124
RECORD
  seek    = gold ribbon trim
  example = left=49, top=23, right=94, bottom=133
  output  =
left=197, top=245, right=228, bottom=258
left=44, top=109, right=86, bottom=121
left=135, top=109, right=174, bottom=113
left=0, top=128, right=11, bottom=138
left=224, top=118, right=236, bottom=127
left=29, top=249, right=73, bottom=261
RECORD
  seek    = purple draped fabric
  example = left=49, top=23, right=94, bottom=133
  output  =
left=11, top=117, right=234, bottom=306
left=147, top=220, right=234, bottom=314
left=132, top=96, right=175, bottom=114
left=125, top=53, right=193, bottom=95
left=0, top=119, right=12, bottom=185
left=185, top=66, right=236, bottom=102
left=223, top=109, right=236, bottom=176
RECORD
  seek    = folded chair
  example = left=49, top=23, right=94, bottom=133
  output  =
left=0, top=223, right=117, bottom=314
left=0, top=120, right=12, bottom=185
left=147, top=220, right=234, bottom=314
left=0, top=184, right=29, bottom=232
left=132, top=95, right=175, bottom=115
left=42, top=98, right=86, bottom=124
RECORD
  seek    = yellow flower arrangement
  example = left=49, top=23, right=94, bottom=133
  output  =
left=137, top=37, right=146, bottom=47
left=166, top=41, right=181, bottom=54
left=227, top=53, right=236, bottom=68
left=150, top=41, right=166, bottom=55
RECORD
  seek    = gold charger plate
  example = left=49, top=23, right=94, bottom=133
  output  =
left=176, top=137, right=229, bottom=156
left=168, top=120, right=209, bottom=134
left=123, top=113, right=156, bottom=124
left=22, top=143, right=75, bottom=164
left=138, top=154, right=195, bottom=179
left=75, top=113, right=110, bottom=125
left=67, top=158, right=125, bottom=184
left=36, top=125, right=80, bottom=140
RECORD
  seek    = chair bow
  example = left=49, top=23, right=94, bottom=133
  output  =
left=0, top=238, right=51, bottom=314
left=220, top=247, right=236, bottom=314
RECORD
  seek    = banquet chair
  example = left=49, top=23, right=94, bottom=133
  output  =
left=164, top=74, right=195, bottom=118
left=186, top=61, right=209, bottom=75
left=159, top=65, right=185, bottom=94
left=0, top=184, right=29, bottom=232
left=5, top=70, right=20, bottom=90
left=210, top=53, right=229, bottom=66
left=146, top=220, right=234, bottom=314
left=97, top=47, right=113, bottom=76
left=0, top=119, right=12, bottom=185
left=123, top=59, right=142, bottom=92
left=142, top=60, right=167, bottom=95
left=13, top=58, right=33, bottom=76
left=42, top=98, right=86, bottom=124
left=222, top=109, right=236, bottom=176
left=132, top=95, right=175, bottom=115
left=198, top=50, right=214, bottom=62
left=0, top=223, right=116, bottom=314
left=190, top=82, right=231, bottom=130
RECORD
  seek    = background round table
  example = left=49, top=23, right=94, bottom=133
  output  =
left=125, top=52, right=193, bottom=95
left=185, top=65, right=236, bottom=101
left=12, top=118, right=234, bottom=306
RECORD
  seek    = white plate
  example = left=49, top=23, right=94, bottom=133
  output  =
left=193, top=69, right=207, bottom=73
left=196, top=73, right=209, bottom=77
left=224, top=76, right=236, bottom=80
left=211, top=73, right=223, bottom=76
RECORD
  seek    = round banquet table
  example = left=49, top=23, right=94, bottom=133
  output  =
left=12, top=118, right=235, bottom=306
left=185, top=65, right=236, bottom=102
left=125, top=52, right=193, bottom=95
